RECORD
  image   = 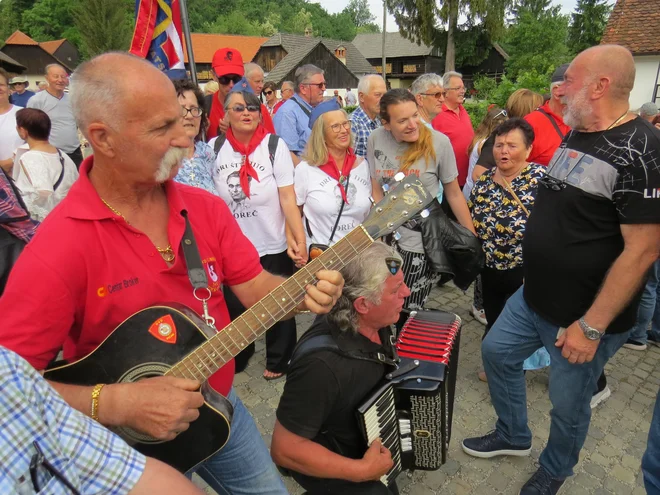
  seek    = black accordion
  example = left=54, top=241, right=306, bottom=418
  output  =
left=356, top=309, right=461, bottom=487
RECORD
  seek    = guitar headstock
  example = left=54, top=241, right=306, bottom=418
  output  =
left=364, top=174, right=433, bottom=239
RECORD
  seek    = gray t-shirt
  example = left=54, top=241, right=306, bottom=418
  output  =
left=367, top=126, right=458, bottom=253
left=27, top=91, right=79, bottom=153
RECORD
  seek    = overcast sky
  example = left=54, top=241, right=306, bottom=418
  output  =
left=318, top=0, right=579, bottom=33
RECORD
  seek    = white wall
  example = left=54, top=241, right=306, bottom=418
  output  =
left=631, top=55, right=660, bottom=109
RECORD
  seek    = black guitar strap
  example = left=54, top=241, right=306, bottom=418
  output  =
left=181, top=211, right=208, bottom=289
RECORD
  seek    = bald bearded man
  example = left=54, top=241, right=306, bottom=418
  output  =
left=0, top=52, right=344, bottom=495
left=463, top=45, right=660, bottom=494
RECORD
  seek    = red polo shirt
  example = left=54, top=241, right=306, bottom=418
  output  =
left=525, top=102, right=570, bottom=166
left=0, top=157, right=262, bottom=395
left=431, top=104, right=474, bottom=187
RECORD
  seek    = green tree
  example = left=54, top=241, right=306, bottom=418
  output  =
left=20, top=0, right=76, bottom=41
left=385, top=0, right=510, bottom=72
left=503, top=0, right=571, bottom=78
left=567, top=0, right=611, bottom=54
left=73, top=0, right=132, bottom=59
left=0, top=0, right=38, bottom=40
left=343, top=0, right=376, bottom=27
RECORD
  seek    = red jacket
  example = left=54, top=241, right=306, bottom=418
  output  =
left=525, top=102, right=570, bottom=166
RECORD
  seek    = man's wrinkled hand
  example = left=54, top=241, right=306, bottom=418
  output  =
left=303, top=269, right=344, bottom=314
left=354, top=439, right=393, bottom=482
left=555, top=321, right=600, bottom=364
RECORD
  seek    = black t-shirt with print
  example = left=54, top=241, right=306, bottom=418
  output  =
left=523, top=117, right=660, bottom=333
left=276, top=315, right=388, bottom=459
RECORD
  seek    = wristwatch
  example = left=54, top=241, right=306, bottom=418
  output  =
left=578, top=318, right=604, bottom=340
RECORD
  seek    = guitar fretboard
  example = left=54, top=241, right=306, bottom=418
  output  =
left=166, top=226, right=373, bottom=382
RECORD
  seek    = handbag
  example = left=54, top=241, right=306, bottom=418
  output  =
left=417, top=202, right=485, bottom=291
left=0, top=227, right=25, bottom=296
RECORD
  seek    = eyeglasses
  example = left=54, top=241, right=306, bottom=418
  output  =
left=218, top=74, right=242, bottom=85
left=421, top=91, right=445, bottom=99
left=263, top=90, right=274, bottom=96
left=304, top=82, right=327, bottom=89
left=29, top=441, right=81, bottom=495
left=231, top=104, right=260, bottom=113
left=385, top=257, right=402, bottom=275
left=329, top=121, right=351, bottom=133
left=493, top=109, right=508, bottom=119
left=539, top=174, right=566, bottom=191
left=445, top=86, right=466, bottom=92
left=282, top=88, right=293, bottom=93
left=181, top=106, right=203, bottom=118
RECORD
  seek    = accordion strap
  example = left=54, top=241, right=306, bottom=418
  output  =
left=290, top=333, right=397, bottom=367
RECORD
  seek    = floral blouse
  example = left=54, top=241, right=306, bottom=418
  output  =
left=173, top=141, right=219, bottom=196
left=468, top=163, right=545, bottom=270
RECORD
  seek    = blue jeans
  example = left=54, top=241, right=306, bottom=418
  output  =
left=630, top=260, right=660, bottom=343
left=482, top=287, right=629, bottom=479
left=643, top=387, right=660, bottom=494
left=192, top=388, right=287, bottom=495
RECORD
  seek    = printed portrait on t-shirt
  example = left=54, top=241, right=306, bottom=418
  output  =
left=374, top=149, right=396, bottom=170
left=226, top=171, right=252, bottom=214
left=333, top=182, right=358, bottom=209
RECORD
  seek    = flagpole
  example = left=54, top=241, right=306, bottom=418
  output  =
left=179, top=0, right=198, bottom=86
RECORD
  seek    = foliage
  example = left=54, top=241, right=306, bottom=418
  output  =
left=384, top=0, right=511, bottom=71
left=466, top=69, right=552, bottom=127
left=344, top=105, right=358, bottom=114
left=345, top=0, right=376, bottom=27
left=502, top=0, right=572, bottom=79
left=72, top=0, right=133, bottom=58
left=567, top=0, right=611, bottom=54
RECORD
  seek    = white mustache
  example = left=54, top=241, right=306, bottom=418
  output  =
left=154, top=147, right=187, bottom=183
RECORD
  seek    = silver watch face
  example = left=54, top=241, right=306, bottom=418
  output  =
left=585, top=328, right=601, bottom=340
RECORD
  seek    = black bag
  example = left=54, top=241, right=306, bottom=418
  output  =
left=0, top=227, right=26, bottom=296
left=418, top=202, right=485, bottom=291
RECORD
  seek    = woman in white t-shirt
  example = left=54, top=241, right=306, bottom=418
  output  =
left=295, top=99, right=373, bottom=257
left=12, top=108, right=78, bottom=221
left=211, top=90, right=305, bottom=381
left=0, top=69, right=25, bottom=172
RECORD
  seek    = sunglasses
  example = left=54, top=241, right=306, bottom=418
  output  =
left=493, top=109, right=508, bottom=119
left=29, top=441, right=81, bottom=494
left=421, top=91, right=445, bottom=99
left=231, top=104, right=260, bottom=113
left=218, top=74, right=242, bottom=85
left=539, top=174, right=566, bottom=191
left=263, top=90, right=274, bottom=96
left=304, top=82, right=327, bottom=89
left=385, top=257, right=402, bottom=275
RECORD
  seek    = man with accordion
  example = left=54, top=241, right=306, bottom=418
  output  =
left=272, top=242, right=407, bottom=494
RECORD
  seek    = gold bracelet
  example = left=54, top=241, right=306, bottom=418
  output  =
left=90, top=383, right=105, bottom=421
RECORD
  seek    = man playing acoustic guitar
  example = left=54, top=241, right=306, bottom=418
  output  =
left=0, top=53, right=344, bottom=495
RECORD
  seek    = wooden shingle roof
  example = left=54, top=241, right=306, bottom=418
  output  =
left=183, top=33, right=268, bottom=64
left=601, top=0, right=660, bottom=55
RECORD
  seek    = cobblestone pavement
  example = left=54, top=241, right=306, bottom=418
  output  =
left=194, top=283, right=657, bottom=494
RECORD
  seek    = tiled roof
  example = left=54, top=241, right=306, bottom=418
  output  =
left=5, top=30, right=39, bottom=46
left=264, top=40, right=323, bottom=83
left=601, top=0, right=660, bottom=55
left=39, top=39, right=67, bottom=54
left=183, top=33, right=268, bottom=64
left=352, top=32, right=433, bottom=58
left=0, top=51, right=26, bottom=71
left=262, top=33, right=375, bottom=75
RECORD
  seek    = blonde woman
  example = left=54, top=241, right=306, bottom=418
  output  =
left=295, top=99, right=373, bottom=261
left=368, top=89, right=474, bottom=311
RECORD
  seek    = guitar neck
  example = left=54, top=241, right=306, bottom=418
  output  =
left=167, top=226, right=374, bottom=382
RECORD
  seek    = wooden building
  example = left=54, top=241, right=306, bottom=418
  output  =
left=0, top=51, right=26, bottom=75
left=352, top=32, right=508, bottom=89
left=40, top=39, right=80, bottom=69
left=182, top=33, right=268, bottom=82
left=253, top=33, right=375, bottom=88
left=1, top=31, right=74, bottom=88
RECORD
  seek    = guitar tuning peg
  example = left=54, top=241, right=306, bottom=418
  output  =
left=394, top=172, right=406, bottom=182
left=382, top=183, right=391, bottom=193
left=393, top=231, right=401, bottom=241
left=368, top=195, right=375, bottom=205
left=420, top=209, right=430, bottom=218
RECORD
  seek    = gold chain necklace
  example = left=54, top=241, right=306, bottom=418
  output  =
left=101, top=199, right=176, bottom=263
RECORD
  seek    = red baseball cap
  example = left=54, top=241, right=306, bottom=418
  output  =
left=212, top=48, right=244, bottom=78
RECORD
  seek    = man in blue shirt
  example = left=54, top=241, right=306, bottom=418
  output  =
left=8, top=76, right=34, bottom=107
left=273, top=64, right=325, bottom=165
left=349, top=74, right=386, bottom=157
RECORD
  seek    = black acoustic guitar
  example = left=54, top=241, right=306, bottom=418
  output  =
left=45, top=174, right=433, bottom=473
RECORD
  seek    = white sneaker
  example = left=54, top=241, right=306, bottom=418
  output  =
left=590, top=385, right=611, bottom=409
left=471, top=305, right=488, bottom=325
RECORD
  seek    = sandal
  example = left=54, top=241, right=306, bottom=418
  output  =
left=263, top=370, right=285, bottom=381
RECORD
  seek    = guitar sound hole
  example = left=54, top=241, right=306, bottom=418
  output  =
left=115, top=362, right=172, bottom=445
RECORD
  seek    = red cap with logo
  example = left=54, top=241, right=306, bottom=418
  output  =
left=212, top=48, right=245, bottom=77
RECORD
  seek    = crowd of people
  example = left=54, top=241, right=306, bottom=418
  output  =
left=0, top=41, right=659, bottom=495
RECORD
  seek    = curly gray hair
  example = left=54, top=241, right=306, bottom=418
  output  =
left=327, top=241, right=403, bottom=334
